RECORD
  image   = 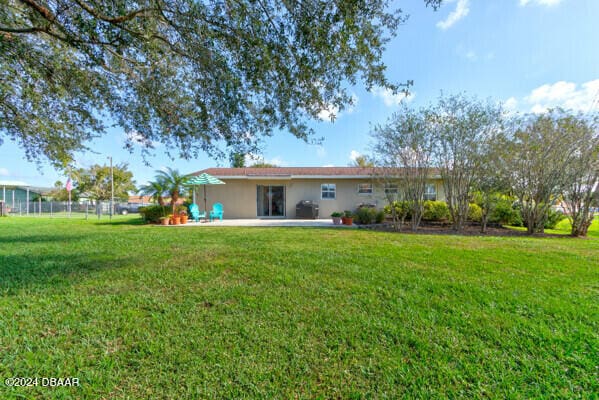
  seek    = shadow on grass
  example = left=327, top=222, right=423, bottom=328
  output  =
left=0, top=252, right=135, bottom=293
left=0, top=234, right=86, bottom=245
left=92, top=218, right=147, bottom=226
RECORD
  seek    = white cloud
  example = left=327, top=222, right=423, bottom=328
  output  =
left=0, top=168, right=9, bottom=176
left=372, top=87, right=415, bottom=107
left=465, top=50, right=477, bottom=61
left=504, top=97, right=519, bottom=112
left=322, top=164, right=335, bottom=167
left=245, top=153, right=287, bottom=167
left=524, top=79, right=599, bottom=113
left=349, top=150, right=361, bottom=162
left=437, top=0, right=470, bottom=30
left=317, top=93, right=359, bottom=122
left=317, top=104, right=340, bottom=122
left=519, top=0, right=563, bottom=6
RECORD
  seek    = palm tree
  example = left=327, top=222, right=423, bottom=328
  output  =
left=138, top=180, right=167, bottom=206
left=155, top=167, right=189, bottom=214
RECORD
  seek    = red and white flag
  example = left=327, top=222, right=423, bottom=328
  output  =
left=66, top=178, right=73, bottom=192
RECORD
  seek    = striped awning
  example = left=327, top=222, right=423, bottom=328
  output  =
left=184, top=173, right=225, bottom=186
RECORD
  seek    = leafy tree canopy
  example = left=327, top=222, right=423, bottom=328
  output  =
left=74, top=163, right=136, bottom=200
left=349, top=155, right=375, bottom=167
left=0, top=0, right=441, bottom=168
left=49, top=180, right=80, bottom=201
left=249, top=162, right=279, bottom=168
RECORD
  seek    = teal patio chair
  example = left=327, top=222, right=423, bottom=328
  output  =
left=209, top=203, right=224, bottom=221
left=188, top=203, right=206, bottom=222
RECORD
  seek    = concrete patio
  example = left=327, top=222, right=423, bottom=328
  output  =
left=164, top=219, right=357, bottom=228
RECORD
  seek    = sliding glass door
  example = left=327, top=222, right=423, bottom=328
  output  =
left=257, top=185, right=286, bottom=217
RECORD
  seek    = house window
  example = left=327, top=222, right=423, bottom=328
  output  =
left=424, top=183, right=437, bottom=201
left=357, top=183, right=373, bottom=195
left=384, top=184, right=399, bottom=194
left=321, top=184, right=336, bottom=199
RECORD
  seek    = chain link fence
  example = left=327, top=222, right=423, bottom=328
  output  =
left=0, top=200, right=117, bottom=219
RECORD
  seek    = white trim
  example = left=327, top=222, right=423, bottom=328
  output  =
left=320, top=183, right=336, bottom=200
left=210, top=174, right=442, bottom=180
left=357, top=183, right=373, bottom=195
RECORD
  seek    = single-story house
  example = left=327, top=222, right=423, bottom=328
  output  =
left=189, top=167, right=445, bottom=219
left=0, top=181, right=53, bottom=206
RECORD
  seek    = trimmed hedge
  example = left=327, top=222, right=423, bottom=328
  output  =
left=423, top=201, right=450, bottom=221
left=468, top=203, right=483, bottom=222
left=354, top=207, right=386, bottom=225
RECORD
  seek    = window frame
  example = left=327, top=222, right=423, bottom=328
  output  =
left=321, top=183, right=336, bottom=200
left=357, top=182, right=373, bottom=195
left=424, top=183, right=437, bottom=201
left=384, top=183, right=399, bottom=195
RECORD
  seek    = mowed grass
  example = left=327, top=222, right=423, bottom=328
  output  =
left=0, top=218, right=597, bottom=399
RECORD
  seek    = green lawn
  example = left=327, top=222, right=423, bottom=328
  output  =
left=548, top=216, right=599, bottom=237
left=0, top=218, right=597, bottom=399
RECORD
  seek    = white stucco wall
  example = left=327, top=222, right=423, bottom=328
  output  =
left=194, top=178, right=445, bottom=219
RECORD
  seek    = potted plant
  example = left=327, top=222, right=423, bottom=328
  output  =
left=180, top=210, right=188, bottom=224
left=331, top=212, right=342, bottom=225
left=170, top=213, right=181, bottom=225
left=159, top=216, right=170, bottom=226
left=341, top=210, right=354, bottom=226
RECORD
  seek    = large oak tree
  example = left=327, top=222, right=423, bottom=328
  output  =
left=0, top=0, right=441, bottom=168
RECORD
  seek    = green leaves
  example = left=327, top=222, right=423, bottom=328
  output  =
left=74, top=163, right=136, bottom=200
left=0, top=0, right=441, bottom=166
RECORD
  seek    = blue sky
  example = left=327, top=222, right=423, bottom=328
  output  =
left=1, top=0, right=598, bottom=187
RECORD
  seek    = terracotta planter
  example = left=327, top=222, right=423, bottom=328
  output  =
left=171, top=217, right=181, bottom=225
left=180, top=215, right=188, bottom=224
left=332, top=217, right=342, bottom=225
left=160, top=218, right=169, bottom=226
left=341, top=217, right=353, bottom=226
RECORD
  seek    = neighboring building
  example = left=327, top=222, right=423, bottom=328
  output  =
left=0, top=181, right=53, bottom=206
left=128, top=195, right=153, bottom=204
left=189, top=167, right=445, bottom=219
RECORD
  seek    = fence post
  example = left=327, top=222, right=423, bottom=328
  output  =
left=50, top=201, right=53, bottom=217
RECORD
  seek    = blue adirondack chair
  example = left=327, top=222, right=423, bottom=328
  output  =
left=209, top=203, right=224, bottom=221
left=188, top=203, right=206, bottom=222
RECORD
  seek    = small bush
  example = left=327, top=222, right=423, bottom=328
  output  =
left=545, top=209, right=566, bottom=229
left=468, top=203, right=482, bottom=222
left=491, top=200, right=522, bottom=226
left=375, top=210, right=386, bottom=224
left=354, top=207, right=377, bottom=224
left=384, top=201, right=411, bottom=219
left=139, top=205, right=171, bottom=223
left=422, top=201, right=450, bottom=221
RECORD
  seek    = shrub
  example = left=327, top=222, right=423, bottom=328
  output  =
left=544, top=209, right=566, bottom=229
left=354, top=207, right=377, bottom=224
left=375, top=210, right=386, bottom=224
left=384, top=201, right=411, bottom=219
left=422, top=201, right=450, bottom=221
left=468, top=203, right=482, bottom=222
left=491, top=200, right=522, bottom=226
left=139, top=205, right=171, bottom=223
left=331, top=212, right=342, bottom=217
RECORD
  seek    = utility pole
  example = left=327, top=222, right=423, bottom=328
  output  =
left=108, top=156, right=114, bottom=220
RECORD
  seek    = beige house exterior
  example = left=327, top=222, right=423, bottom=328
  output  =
left=190, top=167, right=445, bottom=219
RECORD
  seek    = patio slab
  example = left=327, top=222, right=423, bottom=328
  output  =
left=164, top=219, right=356, bottom=228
